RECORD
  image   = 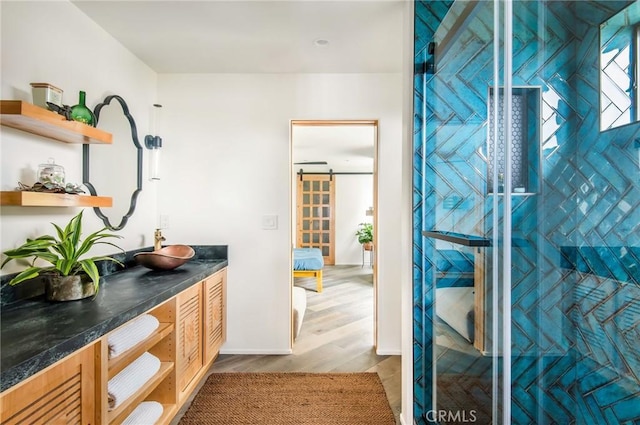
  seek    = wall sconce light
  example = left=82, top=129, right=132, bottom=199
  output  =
left=145, top=104, right=163, bottom=180
left=365, top=206, right=374, bottom=216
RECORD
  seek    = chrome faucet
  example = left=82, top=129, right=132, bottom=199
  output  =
left=154, top=229, right=166, bottom=251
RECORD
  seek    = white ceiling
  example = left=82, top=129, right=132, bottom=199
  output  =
left=71, top=0, right=404, bottom=74
left=71, top=1, right=396, bottom=171
left=292, top=124, right=375, bottom=173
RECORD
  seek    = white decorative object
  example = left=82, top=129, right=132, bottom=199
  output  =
left=30, top=82, right=63, bottom=109
left=37, top=158, right=65, bottom=186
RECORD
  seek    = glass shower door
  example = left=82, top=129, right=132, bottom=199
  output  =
left=415, top=1, right=640, bottom=424
left=414, top=0, right=509, bottom=423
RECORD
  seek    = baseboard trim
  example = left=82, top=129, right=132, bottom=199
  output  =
left=219, top=348, right=293, bottom=355
left=399, top=412, right=409, bottom=425
left=376, top=348, right=402, bottom=356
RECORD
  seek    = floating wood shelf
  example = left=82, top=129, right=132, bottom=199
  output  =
left=0, top=100, right=112, bottom=144
left=108, top=323, right=175, bottom=378
left=0, top=191, right=112, bottom=207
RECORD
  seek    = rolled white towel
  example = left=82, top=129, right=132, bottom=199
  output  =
left=108, top=352, right=161, bottom=410
left=108, top=314, right=160, bottom=359
left=122, top=401, right=164, bottom=425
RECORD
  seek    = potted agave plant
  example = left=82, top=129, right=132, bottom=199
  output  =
left=1, top=210, right=123, bottom=301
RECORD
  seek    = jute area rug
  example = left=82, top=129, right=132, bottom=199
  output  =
left=178, top=372, right=396, bottom=425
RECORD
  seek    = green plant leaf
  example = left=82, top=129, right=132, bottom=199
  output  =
left=33, top=235, right=57, bottom=242
left=355, top=222, right=373, bottom=244
left=2, top=209, right=122, bottom=289
left=7, top=266, right=42, bottom=285
left=91, top=240, right=125, bottom=254
left=89, top=255, right=124, bottom=268
left=79, top=259, right=100, bottom=294
left=30, top=252, right=59, bottom=266
left=56, top=258, right=77, bottom=276
left=5, top=239, right=54, bottom=254
left=1, top=239, right=57, bottom=268
left=51, top=222, right=66, bottom=242
left=68, top=210, right=83, bottom=249
left=76, top=229, right=121, bottom=257
left=62, top=212, right=77, bottom=237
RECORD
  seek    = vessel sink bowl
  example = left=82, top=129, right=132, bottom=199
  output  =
left=134, top=245, right=195, bottom=271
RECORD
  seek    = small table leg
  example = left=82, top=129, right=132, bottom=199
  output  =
left=316, top=270, right=323, bottom=293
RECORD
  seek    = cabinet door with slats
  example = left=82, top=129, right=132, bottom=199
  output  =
left=176, top=283, right=202, bottom=394
left=203, top=269, right=226, bottom=365
left=1, top=344, right=95, bottom=425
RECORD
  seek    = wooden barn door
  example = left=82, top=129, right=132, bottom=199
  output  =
left=296, top=174, right=335, bottom=265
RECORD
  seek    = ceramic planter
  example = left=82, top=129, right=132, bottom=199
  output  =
left=44, top=274, right=95, bottom=301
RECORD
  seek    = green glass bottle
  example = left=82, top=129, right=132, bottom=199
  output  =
left=70, top=91, right=96, bottom=126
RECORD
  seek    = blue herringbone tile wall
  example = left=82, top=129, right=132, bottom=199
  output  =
left=413, top=2, right=454, bottom=420
left=413, top=1, right=640, bottom=424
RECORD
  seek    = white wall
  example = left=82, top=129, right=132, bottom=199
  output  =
left=334, top=174, right=373, bottom=265
left=1, top=0, right=403, bottom=360
left=0, top=1, right=158, bottom=271
left=157, top=73, right=402, bottom=354
left=401, top=1, right=416, bottom=423
left=1, top=2, right=409, bottom=419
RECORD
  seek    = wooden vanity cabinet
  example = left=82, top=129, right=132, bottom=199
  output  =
left=176, top=282, right=203, bottom=401
left=203, top=269, right=226, bottom=365
left=0, top=344, right=95, bottom=425
left=0, top=267, right=226, bottom=425
left=97, top=300, right=177, bottom=425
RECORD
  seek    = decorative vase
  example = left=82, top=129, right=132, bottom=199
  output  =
left=70, top=91, right=96, bottom=126
left=44, top=274, right=96, bottom=301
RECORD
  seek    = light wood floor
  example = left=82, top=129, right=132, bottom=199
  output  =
left=172, top=265, right=401, bottom=424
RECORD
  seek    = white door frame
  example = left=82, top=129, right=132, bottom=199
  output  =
left=289, top=119, right=379, bottom=348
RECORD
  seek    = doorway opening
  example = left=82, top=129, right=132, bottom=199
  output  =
left=289, top=119, right=378, bottom=349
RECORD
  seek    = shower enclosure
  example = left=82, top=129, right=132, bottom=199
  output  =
left=413, top=1, right=639, bottom=424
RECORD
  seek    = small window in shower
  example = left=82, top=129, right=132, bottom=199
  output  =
left=487, top=87, right=540, bottom=195
left=599, top=2, right=640, bottom=131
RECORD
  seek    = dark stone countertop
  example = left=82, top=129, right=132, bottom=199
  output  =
left=0, top=245, right=228, bottom=392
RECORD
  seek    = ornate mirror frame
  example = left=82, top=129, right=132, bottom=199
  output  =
left=82, top=95, right=143, bottom=230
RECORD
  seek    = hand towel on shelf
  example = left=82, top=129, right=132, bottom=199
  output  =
left=108, top=314, right=160, bottom=359
left=108, top=352, right=161, bottom=410
left=122, top=401, right=164, bottom=425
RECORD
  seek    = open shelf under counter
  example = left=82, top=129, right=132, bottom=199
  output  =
left=108, top=322, right=175, bottom=378
left=0, top=191, right=112, bottom=207
left=107, top=362, right=174, bottom=425
left=0, top=100, right=112, bottom=144
left=156, top=404, right=178, bottom=425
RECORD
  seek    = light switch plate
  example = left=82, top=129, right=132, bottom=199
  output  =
left=159, top=214, right=170, bottom=229
left=262, top=215, right=278, bottom=230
